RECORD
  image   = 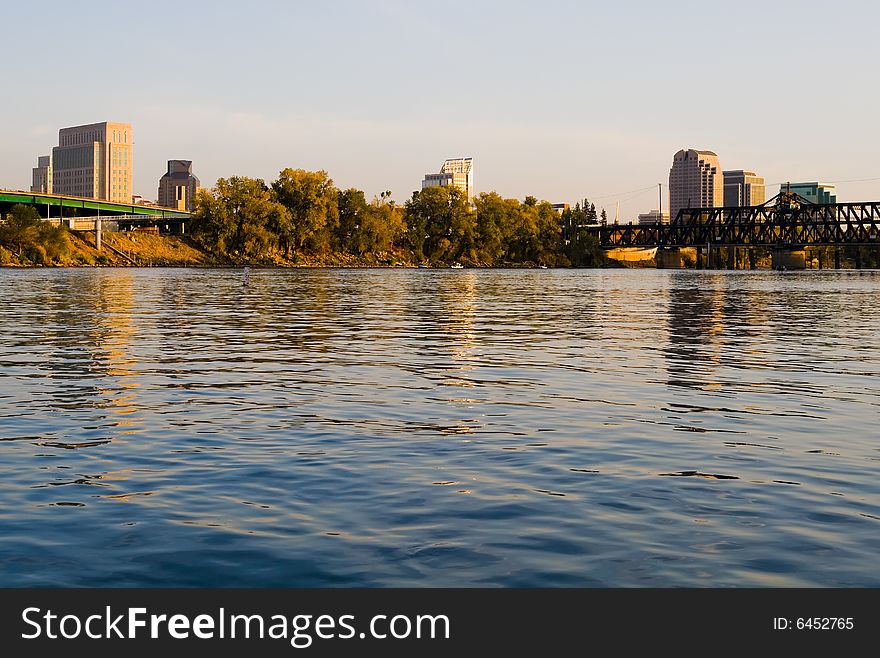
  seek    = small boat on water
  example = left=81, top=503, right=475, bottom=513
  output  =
left=450, top=263, right=464, bottom=269
left=538, top=265, right=548, bottom=269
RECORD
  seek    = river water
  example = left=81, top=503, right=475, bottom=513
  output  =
left=0, top=268, right=878, bottom=587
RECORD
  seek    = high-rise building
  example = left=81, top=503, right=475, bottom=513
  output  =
left=779, top=182, right=836, bottom=205
left=31, top=155, right=52, bottom=194
left=51, top=121, right=132, bottom=203
left=637, top=209, right=669, bottom=225
left=668, top=149, right=723, bottom=222
left=723, top=170, right=765, bottom=207
left=158, top=160, right=201, bottom=211
left=421, top=157, right=474, bottom=201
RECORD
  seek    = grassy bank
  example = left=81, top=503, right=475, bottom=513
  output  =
left=0, top=229, right=208, bottom=267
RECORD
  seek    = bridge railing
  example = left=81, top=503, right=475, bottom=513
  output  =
left=46, top=215, right=188, bottom=234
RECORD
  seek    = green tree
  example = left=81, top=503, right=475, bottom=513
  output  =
left=337, top=188, right=369, bottom=254
left=474, top=192, right=519, bottom=265
left=0, top=204, right=70, bottom=264
left=535, top=201, right=562, bottom=265
left=0, top=204, right=41, bottom=256
left=405, top=186, right=474, bottom=265
left=271, top=169, right=339, bottom=253
left=360, top=200, right=406, bottom=255
left=191, top=177, right=290, bottom=261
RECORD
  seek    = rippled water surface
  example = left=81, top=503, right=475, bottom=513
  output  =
left=1, top=268, right=878, bottom=587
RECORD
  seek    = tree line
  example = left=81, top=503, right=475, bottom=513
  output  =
left=189, top=169, right=606, bottom=266
left=0, top=205, right=70, bottom=265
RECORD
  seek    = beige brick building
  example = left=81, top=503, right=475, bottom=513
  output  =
left=668, top=149, right=723, bottom=222
left=31, top=155, right=52, bottom=194
left=51, top=121, right=132, bottom=203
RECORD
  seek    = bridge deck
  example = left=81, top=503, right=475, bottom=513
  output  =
left=0, top=189, right=190, bottom=219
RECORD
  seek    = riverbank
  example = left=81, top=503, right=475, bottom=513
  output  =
left=0, top=230, right=208, bottom=267
left=0, top=229, right=587, bottom=269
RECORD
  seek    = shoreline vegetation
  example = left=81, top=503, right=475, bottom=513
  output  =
left=2, top=168, right=879, bottom=269
left=0, top=168, right=609, bottom=269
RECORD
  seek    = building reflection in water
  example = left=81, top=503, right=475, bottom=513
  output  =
left=664, top=274, right=728, bottom=392
left=84, top=271, right=143, bottom=436
left=439, top=271, right=477, bottom=382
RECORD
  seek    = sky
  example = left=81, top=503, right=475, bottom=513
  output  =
left=4, top=0, right=880, bottom=219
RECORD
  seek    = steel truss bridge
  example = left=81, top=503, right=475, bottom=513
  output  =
left=595, top=198, right=880, bottom=249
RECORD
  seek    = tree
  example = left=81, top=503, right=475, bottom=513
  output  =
left=535, top=201, right=562, bottom=265
left=361, top=200, right=406, bottom=255
left=405, top=186, right=474, bottom=264
left=0, top=204, right=41, bottom=255
left=337, top=188, right=369, bottom=254
left=191, top=177, right=290, bottom=261
left=0, top=204, right=70, bottom=264
left=271, top=169, right=339, bottom=253
left=474, top=192, right=518, bottom=265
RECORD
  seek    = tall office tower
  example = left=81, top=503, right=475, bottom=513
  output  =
left=668, top=149, right=723, bottom=222
left=51, top=122, right=132, bottom=202
left=158, top=160, right=201, bottom=211
left=723, top=170, right=766, bottom=207
left=31, top=155, right=52, bottom=193
left=421, top=157, right=474, bottom=201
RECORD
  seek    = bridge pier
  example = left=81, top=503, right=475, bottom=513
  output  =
left=772, top=248, right=806, bottom=270
left=727, top=246, right=736, bottom=270
left=695, top=247, right=703, bottom=269
left=655, top=247, right=684, bottom=269
left=835, top=249, right=841, bottom=269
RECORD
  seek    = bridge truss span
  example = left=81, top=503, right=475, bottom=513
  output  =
left=598, top=199, right=880, bottom=249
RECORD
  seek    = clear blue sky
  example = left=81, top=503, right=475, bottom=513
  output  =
left=4, top=0, right=879, bottom=218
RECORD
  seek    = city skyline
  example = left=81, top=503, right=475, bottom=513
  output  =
left=3, top=1, right=880, bottom=218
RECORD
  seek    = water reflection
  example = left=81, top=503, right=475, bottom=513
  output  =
left=0, top=268, right=878, bottom=587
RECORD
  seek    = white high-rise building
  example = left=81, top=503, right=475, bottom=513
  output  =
left=422, top=157, right=474, bottom=201
left=668, top=149, right=723, bottom=222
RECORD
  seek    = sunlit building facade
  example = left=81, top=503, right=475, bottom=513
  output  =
left=637, top=209, right=669, bottom=225
left=723, top=170, right=765, bottom=207
left=51, top=121, right=133, bottom=202
left=422, top=157, right=474, bottom=201
left=668, top=149, right=723, bottom=222
left=31, top=155, right=52, bottom=194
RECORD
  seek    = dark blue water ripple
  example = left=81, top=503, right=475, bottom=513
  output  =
left=0, top=268, right=878, bottom=586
